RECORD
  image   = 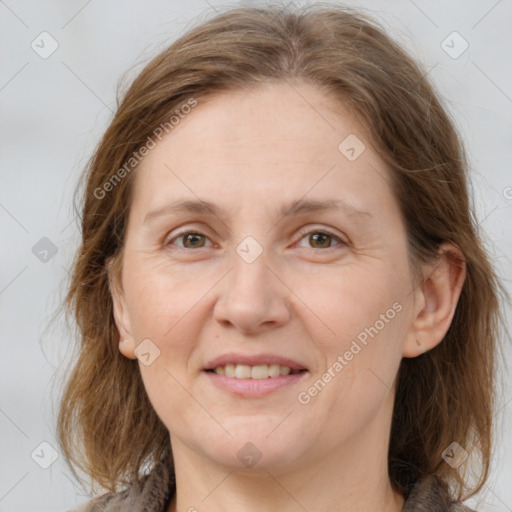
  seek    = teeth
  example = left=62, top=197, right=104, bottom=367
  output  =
left=225, top=364, right=235, bottom=378
left=213, top=363, right=301, bottom=379
left=280, top=366, right=291, bottom=376
left=269, top=364, right=281, bottom=378
left=250, top=365, right=267, bottom=379
left=235, top=364, right=251, bottom=379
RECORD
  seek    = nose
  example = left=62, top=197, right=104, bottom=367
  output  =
left=212, top=248, right=291, bottom=334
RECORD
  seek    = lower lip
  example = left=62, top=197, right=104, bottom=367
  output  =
left=203, top=370, right=308, bottom=398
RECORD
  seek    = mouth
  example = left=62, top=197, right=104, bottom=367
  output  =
left=202, top=354, right=309, bottom=397
left=204, top=364, right=306, bottom=379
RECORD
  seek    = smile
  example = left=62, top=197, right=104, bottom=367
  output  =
left=207, top=363, right=305, bottom=379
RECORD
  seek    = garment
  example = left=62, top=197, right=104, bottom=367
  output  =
left=66, top=462, right=475, bottom=512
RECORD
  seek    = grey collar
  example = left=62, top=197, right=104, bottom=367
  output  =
left=84, top=462, right=474, bottom=512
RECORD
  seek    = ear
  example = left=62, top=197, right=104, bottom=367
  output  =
left=403, top=242, right=466, bottom=358
left=106, top=257, right=137, bottom=360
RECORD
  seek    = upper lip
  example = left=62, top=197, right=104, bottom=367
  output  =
left=204, top=353, right=308, bottom=371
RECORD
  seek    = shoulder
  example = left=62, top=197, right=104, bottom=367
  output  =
left=403, top=475, right=475, bottom=512
left=65, top=489, right=130, bottom=512
left=65, top=461, right=175, bottom=512
left=65, top=494, right=115, bottom=512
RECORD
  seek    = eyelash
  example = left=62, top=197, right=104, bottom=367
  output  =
left=164, top=226, right=347, bottom=251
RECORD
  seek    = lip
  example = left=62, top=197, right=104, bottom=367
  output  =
left=203, top=371, right=309, bottom=398
left=204, top=353, right=308, bottom=371
left=203, top=353, right=310, bottom=398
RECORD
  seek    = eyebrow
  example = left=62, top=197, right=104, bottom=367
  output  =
left=143, top=197, right=372, bottom=224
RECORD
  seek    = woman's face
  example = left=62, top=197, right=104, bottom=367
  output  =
left=112, top=81, right=420, bottom=474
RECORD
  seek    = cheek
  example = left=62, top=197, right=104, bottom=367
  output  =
left=295, top=270, right=406, bottom=432
left=120, top=262, right=213, bottom=419
left=298, top=264, right=406, bottom=346
left=123, top=258, right=215, bottom=341
left=296, top=264, right=408, bottom=406
left=122, top=263, right=211, bottom=427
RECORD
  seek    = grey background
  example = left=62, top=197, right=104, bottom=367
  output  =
left=0, top=0, right=511, bottom=510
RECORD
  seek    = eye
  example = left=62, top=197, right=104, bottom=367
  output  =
left=165, top=231, right=213, bottom=249
left=295, top=228, right=347, bottom=250
left=164, top=227, right=347, bottom=251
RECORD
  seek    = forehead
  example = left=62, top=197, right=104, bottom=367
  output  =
left=131, top=81, right=394, bottom=219
left=156, top=82, right=362, bottom=163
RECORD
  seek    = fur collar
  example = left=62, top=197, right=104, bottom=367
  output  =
left=70, top=462, right=475, bottom=512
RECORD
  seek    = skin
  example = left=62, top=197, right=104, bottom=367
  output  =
left=109, top=81, right=466, bottom=512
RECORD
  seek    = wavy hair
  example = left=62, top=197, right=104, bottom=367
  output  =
left=56, top=3, right=507, bottom=501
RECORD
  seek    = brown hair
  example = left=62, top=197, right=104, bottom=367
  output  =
left=56, top=2, right=507, bottom=501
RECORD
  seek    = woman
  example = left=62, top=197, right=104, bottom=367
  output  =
left=59, top=4, right=504, bottom=511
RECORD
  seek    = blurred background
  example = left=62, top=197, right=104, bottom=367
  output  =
left=0, top=0, right=511, bottom=510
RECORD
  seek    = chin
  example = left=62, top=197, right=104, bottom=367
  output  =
left=199, top=421, right=312, bottom=473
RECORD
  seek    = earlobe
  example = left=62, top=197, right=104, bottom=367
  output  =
left=403, top=243, right=466, bottom=358
left=118, top=338, right=137, bottom=359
